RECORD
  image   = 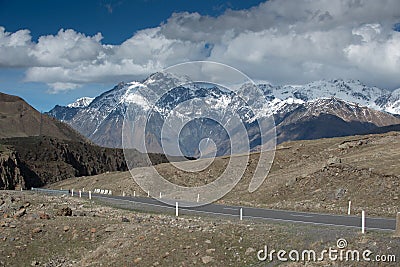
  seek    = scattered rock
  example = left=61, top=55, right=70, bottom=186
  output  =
left=63, top=226, right=70, bottom=232
left=56, top=207, right=72, bottom=216
left=32, top=227, right=42, bottom=234
left=335, top=188, right=347, bottom=199
left=205, top=239, right=211, bottom=244
left=245, top=247, right=255, bottom=256
left=39, top=212, right=50, bottom=220
left=105, top=226, right=115, bottom=232
left=73, top=211, right=86, bottom=217
left=121, top=217, right=130, bottom=222
left=206, top=248, right=215, bottom=254
left=13, top=208, right=26, bottom=218
left=338, top=143, right=349, bottom=149
left=23, top=202, right=31, bottom=208
left=201, top=256, right=213, bottom=264
left=31, top=260, right=39, bottom=266
left=134, top=257, right=142, bottom=263
left=327, top=156, right=341, bottom=165
left=90, top=228, right=96, bottom=233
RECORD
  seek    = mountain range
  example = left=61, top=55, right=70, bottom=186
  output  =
left=47, top=74, right=400, bottom=155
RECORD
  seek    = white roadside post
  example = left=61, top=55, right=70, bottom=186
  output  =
left=147, top=191, right=150, bottom=197
left=361, top=210, right=365, bottom=234
left=82, top=188, right=85, bottom=192
left=122, top=191, right=125, bottom=197
left=89, top=191, right=92, bottom=200
left=197, top=193, right=200, bottom=203
left=71, top=189, right=74, bottom=197
left=348, top=200, right=352, bottom=215
left=79, top=190, right=82, bottom=198
left=133, top=191, right=136, bottom=197
left=175, top=202, right=179, bottom=217
left=240, top=208, right=243, bottom=221
left=159, top=192, right=162, bottom=199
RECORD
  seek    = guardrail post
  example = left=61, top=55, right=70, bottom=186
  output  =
left=348, top=200, right=351, bottom=215
left=361, top=210, right=365, bottom=234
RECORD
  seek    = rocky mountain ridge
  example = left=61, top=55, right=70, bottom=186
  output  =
left=48, top=74, right=400, bottom=151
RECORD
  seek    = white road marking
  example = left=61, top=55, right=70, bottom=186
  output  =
left=223, top=207, right=237, bottom=211
left=290, top=214, right=314, bottom=218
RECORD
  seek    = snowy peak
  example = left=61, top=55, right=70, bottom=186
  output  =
left=258, top=79, right=399, bottom=114
left=48, top=74, right=400, bottom=149
left=67, top=97, right=95, bottom=108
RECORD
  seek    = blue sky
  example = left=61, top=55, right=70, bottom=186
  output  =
left=0, top=0, right=264, bottom=110
left=1, top=0, right=400, bottom=111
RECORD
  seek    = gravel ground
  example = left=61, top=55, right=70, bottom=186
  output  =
left=1, top=190, right=399, bottom=266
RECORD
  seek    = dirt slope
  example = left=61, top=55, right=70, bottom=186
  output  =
left=0, top=92, right=87, bottom=142
left=50, top=131, right=400, bottom=217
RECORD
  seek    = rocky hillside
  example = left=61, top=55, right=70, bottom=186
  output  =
left=0, top=146, right=25, bottom=190
left=0, top=136, right=171, bottom=190
left=274, top=97, right=400, bottom=143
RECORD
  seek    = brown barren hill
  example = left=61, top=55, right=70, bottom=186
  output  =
left=0, top=92, right=87, bottom=142
left=51, top=131, right=400, bottom=217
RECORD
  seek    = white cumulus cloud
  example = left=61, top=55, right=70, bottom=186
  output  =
left=1, top=0, right=400, bottom=91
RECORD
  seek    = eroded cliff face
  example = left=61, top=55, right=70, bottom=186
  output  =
left=0, top=136, right=171, bottom=190
left=0, top=151, right=25, bottom=190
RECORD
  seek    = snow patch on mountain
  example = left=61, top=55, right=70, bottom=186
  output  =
left=67, top=97, right=94, bottom=108
left=257, top=79, right=400, bottom=115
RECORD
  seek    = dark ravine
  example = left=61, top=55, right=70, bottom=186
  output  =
left=0, top=136, right=171, bottom=190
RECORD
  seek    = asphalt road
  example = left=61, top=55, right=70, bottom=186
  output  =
left=32, top=188, right=396, bottom=231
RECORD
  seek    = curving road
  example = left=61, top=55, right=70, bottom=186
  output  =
left=32, top=188, right=396, bottom=231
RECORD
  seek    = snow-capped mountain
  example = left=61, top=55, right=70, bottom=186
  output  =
left=256, top=79, right=400, bottom=115
left=47, top=74, right=400, bottom=150
left=66, top=97, right=94, bottom=108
